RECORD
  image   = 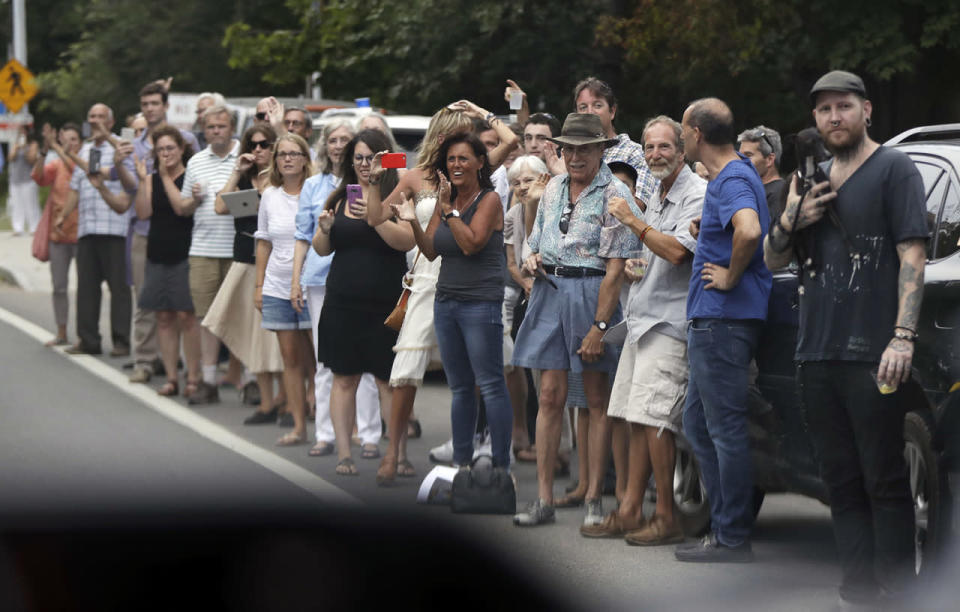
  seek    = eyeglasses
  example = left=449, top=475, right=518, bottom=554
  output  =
left=759, top=131, right=775, bottom=153
left=353, top=154, right=375, bottom=165
left=254, top=112, right=268, bottom=121
left=250, top=140, right=273, bottom=150
left=277, top=151, right=305, bottom=160
left=559, top=201, right=574, bottom=234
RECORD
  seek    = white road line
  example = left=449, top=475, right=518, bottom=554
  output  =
left=0, top=305, right=360, bottom=506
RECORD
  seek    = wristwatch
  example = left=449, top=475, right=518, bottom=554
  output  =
left=443, top=209, right=460, bottom=221
left=594, top=320, right=609, bottom=331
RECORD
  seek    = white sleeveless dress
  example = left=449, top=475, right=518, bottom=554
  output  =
left=389, top=190, right=443, bottom=387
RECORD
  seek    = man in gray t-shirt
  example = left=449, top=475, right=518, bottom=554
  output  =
left=764, top=70, right=927, bottom=605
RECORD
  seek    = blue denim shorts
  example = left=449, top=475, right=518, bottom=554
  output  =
left=261, top=294, right=312, bottom=331
left=512, top=274, right=621, bottom=374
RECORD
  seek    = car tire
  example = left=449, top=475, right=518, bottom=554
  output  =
left=674, top=437, right=711, bottom=537
left=904, top=411, right=942, bottom=575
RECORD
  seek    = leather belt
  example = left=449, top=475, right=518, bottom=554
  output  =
left=543, top=265, right=605, bottom=278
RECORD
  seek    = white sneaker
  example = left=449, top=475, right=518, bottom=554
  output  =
left=472, top=432, right=492, bottom=459
left=429, top=438, right=454, bottom=464
left=583, top=498, right=604, bottom=527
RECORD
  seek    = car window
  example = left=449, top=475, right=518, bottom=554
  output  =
left=914, top=161, right=945, bottom=200
left=915, top=162, right=946, bottom=259
left=934, top=179, right=960, bottom=260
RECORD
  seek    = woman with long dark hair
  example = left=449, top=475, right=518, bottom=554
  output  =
left=312, top=129, right=414, bottom=475
left=207, top=125, right=287, bottom=423
left=392, top=132, right=512, bottom=470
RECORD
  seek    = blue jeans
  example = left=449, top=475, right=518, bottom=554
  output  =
left=683, top=318, right=761, bottom=547
left=434, top=298, right=512, bottom=468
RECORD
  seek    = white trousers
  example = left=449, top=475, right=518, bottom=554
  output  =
left=306, top=285, right=381, bottom=444
left=8, top=181, right=40, bottom=233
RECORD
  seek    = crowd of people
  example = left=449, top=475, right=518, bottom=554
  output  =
left=15, top=69, right=926, bottom=608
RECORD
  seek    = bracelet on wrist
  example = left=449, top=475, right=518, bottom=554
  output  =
left=638, top=225, right=652, bottom=242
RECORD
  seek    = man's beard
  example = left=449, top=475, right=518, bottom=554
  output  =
left=649, top=156, right=681, bottom=180
left=824, top=126, right=866, bottom=162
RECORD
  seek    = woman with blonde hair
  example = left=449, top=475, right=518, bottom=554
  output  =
left=365, top=101, right=518, bottom=484
left=255, top=133, right=317, bottom=445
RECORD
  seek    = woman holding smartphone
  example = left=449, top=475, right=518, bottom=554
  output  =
left=312, top=129, right=414, bottom=475
left=392, top=132, right=511, bottom=471
left=207, top=125, right=290, bottom=424
left=255, top=133, right=317, bottom=446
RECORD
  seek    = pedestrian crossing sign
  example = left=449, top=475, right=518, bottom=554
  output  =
left=0, top=59, right=38, bottom=114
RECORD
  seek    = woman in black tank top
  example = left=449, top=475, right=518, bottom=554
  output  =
left=395, top=132, right=512, bottom=470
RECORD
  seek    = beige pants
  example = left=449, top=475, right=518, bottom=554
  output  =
left=131, top=232, right=158, bottom=365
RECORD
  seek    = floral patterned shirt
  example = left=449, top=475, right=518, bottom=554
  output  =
left=529, top=163, right=642, bottom=270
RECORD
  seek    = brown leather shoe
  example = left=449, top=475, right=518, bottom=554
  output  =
left=109, top=345, right=130, bottom=357
left=624, top=515, right=684, bottom=546
left=580, top=511, right=645, bottom=538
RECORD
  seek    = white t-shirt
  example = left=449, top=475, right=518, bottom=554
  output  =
left=492, top=165, right=510, bottom=216
left=254, top=185, right=302, bottom=300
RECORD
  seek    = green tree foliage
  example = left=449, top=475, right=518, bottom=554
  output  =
left=595, top=0, right=960, bottom=140
left=29, top=0, right=299, bottom=125
left=224, top=0, right=608, bottom=116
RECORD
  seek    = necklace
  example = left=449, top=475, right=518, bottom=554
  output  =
left=455, top=188, right=482, bottom=211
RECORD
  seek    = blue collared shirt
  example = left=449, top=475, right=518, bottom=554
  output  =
left=294, top=172, right=338, bottom=287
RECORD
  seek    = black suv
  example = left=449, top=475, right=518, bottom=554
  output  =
left=673, top=125, right=960, bottom=574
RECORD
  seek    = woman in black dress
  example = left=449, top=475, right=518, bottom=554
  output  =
left=312, top=129, right=415, bottom=475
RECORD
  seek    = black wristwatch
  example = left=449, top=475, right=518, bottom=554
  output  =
left=594, top=320, right=609, bottom=331
left=443, top=209, right=460, bottom=221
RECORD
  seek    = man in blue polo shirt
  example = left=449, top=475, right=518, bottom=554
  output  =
left=675, top=98, right=771, bottom=563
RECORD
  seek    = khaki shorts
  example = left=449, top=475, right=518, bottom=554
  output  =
left=189, top=256, right=233, bottom=318
left=607, top=330, right=688, bottom=433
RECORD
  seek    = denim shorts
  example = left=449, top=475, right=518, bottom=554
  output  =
left=260, top=294, right=311, bottom=331
left=512, top=274, right=621, bottom=374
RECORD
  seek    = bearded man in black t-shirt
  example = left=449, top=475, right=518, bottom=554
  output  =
left=763, top=71, right=927, bottom=607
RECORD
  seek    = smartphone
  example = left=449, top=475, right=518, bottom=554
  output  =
left=346, top=184, right=362, bottom=207
left=89, top=148, right=102, bottom=174
left=509, top=91, right=523, bottom=110
left=121, top=127, right=135, bottom=141
left=381, top=152, right=406, bottom=169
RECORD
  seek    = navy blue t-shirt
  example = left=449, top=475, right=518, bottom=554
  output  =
left=687, top=154, right=772, bottom=321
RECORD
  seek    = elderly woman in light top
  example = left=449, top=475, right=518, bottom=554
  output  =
left=293, top=119, right=383, bottom=458
left=255, top=133, right=317, bottom=446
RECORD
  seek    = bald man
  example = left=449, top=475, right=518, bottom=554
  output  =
left=674, top=98, right=771, bottom=563
left=57, top=103, right=137, bottom=356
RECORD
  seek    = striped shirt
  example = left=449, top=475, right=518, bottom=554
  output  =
left=605, top=133, right=659, bottom=208
left=181, top=141, right=240, bottom=258
left=70, top=140, right=135, bottom=238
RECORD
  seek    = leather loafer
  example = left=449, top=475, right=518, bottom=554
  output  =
left=243, top=406, right=278, bottom=425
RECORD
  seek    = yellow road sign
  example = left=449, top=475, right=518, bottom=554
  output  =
left=0, top=59, right=38, bottom=113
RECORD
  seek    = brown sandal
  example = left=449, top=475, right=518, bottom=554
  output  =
left=157, top=380, right=179, bottom=396
left=183, top=380, right=199, bottom=398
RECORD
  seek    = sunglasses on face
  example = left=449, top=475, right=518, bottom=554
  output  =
left=250, top=140, right=274, bottom=151
left=255, top=112, right=268, bottom=121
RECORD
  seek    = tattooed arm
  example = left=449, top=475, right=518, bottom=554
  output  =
left=877, top=239, right=926, bottom=385
left=764, top=175, right=836, bottom=269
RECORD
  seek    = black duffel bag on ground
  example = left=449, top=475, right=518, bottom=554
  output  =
left=451, top=455, right=516, bottom=514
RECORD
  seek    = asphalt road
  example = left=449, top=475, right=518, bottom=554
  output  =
left=0, top=284, right=867, bottom=611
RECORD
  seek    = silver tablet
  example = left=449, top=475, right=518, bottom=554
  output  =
left=222, top=188, right=260, bottom=218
